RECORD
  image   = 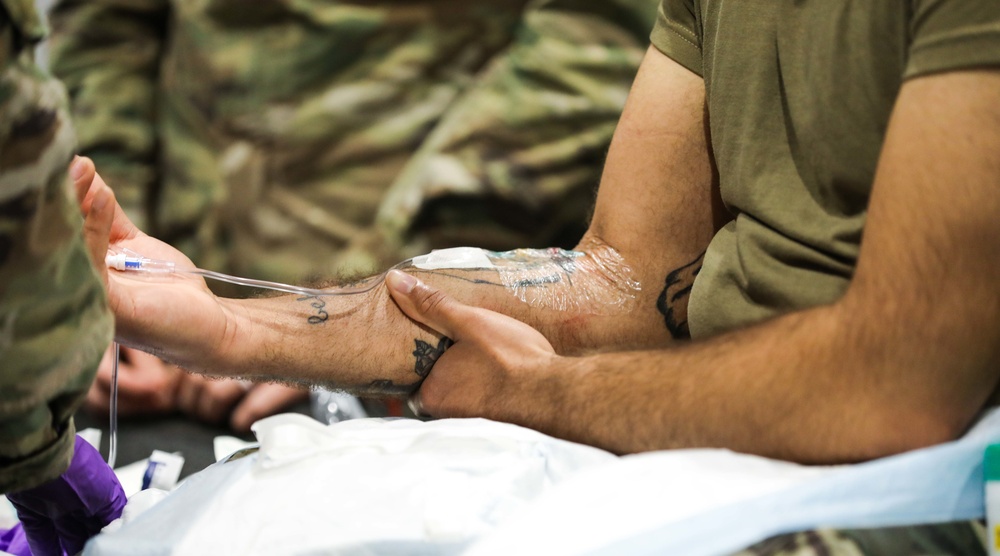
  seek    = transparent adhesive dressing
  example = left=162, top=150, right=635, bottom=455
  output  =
left=410, top=245, right=641, bottom=315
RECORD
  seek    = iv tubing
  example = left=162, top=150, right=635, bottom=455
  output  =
left=106, top=247, right=404, bottom=297
left=108, top=342, right=118, bottom=469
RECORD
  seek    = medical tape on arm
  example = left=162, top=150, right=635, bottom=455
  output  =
left=409, top=245, right=641, bottom=315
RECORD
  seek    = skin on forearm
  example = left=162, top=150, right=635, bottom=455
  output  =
left=518, top=275, right=1000, bottom=463
left=217, top=238, right=674, bottom=395
left=218, top=285, right=440, bottom=394
left=512, top=304, right=940, bottom=462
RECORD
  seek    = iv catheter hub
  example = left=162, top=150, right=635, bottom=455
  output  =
left=106, top=251, right=176, bottom=273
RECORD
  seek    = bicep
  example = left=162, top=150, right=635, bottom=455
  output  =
left=845, top=69, right=1000, bottom=423
left=583, top=46, right=720, bottom=291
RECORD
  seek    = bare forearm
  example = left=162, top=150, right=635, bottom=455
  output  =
left=511, top=297, right=996, bottom=462
left=218, top=289, right=431, bottom=394
left=218, top=241, right=676, bottom=394
left=518, top=70, right=1000, bottom=462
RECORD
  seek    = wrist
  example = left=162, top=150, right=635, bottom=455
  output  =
left=498, top=352, right=573, bottom=430
left=196, top=297, right=253, bottom=375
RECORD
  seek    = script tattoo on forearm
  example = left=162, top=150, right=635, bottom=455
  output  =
left=412, top=337, right=454, bottom=377
left=297, top=295, right=329, bottom=324
left=656, top=252, right=705, bottom=339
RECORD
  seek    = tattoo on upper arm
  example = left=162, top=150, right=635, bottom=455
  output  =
left=656, top=252, right=705, bottom=340
left=297, top=295, right=329, bottom=324
left=412, top=337, right=454, bottom=377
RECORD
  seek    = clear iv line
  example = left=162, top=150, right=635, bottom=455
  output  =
left=106, top=247, right=405, bottom=297
left=108, top=342, right=118, bottom=469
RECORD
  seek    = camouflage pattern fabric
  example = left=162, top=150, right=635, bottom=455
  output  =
left=48, top=0, right=659, bottom=286
left=368, top=0, right=659, bottom=269
left=0, top=0, right=112, bottom=493
left=733, top=520, right=987, bottom=556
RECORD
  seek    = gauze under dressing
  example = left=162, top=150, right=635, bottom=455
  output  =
left=410, top=245, right=641, bottom=315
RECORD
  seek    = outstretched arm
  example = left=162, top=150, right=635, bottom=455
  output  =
left=387, top=69, right=1000, bottom=463
left=78, top=47, right=719, bottom=395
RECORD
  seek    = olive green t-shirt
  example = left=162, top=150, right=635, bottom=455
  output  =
left=650, top=1, right=1000, bottom=339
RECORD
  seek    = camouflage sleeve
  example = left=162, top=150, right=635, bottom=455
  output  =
left=47, top=0, right=170, bottom=231
left=731, top=520, right=986, bottom=556
left=0, top=0, right=113, bottom=493
left=364, top=0, right=659, bottom=267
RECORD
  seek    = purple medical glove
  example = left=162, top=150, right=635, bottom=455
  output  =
left=0, top=523, right=31, bottom=556
left=6, top=435, right=126, bottom=556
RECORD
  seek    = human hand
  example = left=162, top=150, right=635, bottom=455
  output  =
left=6, top=436, right=126, bottom=556
left=0, top=523, right=29, bottom=556
left=175, top=376, right=309, bottom=432
left=71, top=157, right=236, bottom=372
left=384, top=270, right=559, bottom=419
left=86, top=345, right=184, bottom=416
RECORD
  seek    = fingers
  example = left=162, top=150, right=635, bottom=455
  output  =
left=385, top=270, right=477, bottom=342
left=230, top=384, right=309, bottom=432
left=117, top=349, right=184, bottom=414
left=83, top=186, right=114, bottom=284
left=407, top=393, right=431, bottom=418
left=71, top=156, right=115, bottom=282
left=70, top=155, right=95, bottom=207
left=15, top=512, right=62, bottom=556
left=175, top=375, right=248, bottom=425
left=85, top=347, right=118, bottom=414
left=87, top=347, right=184, bottom=416
left=72, top=156, right=141, bottom=244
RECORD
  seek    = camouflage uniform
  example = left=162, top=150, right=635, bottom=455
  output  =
left=48, top=0, right=658, bottom=287
left=734, top=520, right=987, bottom=556
left=0, top=0, right=112, bottom=493
left=358, top=0, right=660, bottom=270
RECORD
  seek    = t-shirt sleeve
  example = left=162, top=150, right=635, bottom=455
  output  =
left=649, top=0, right=703, bottom=76
left=905, top=0, right=1000, bottom=79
